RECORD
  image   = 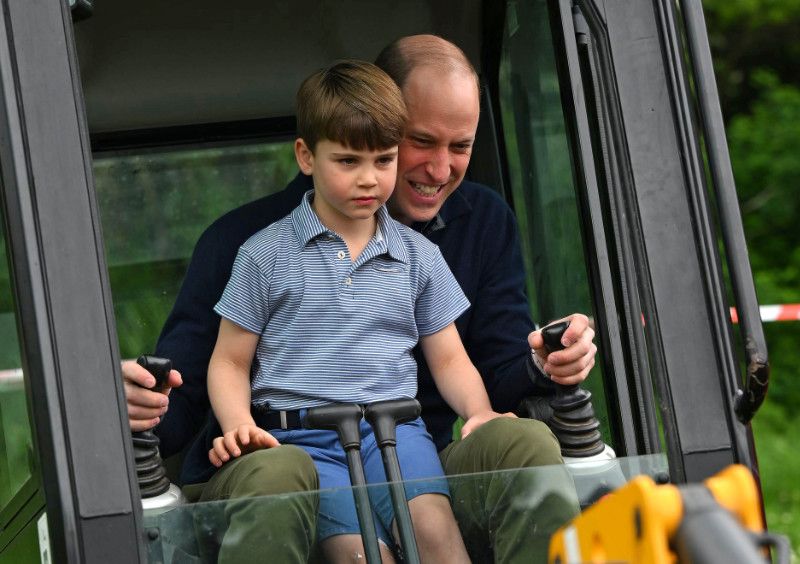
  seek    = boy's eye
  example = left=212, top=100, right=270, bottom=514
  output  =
left=338, top=158, right=356, bottom=166
left=377, top=155, right=396, bottom=166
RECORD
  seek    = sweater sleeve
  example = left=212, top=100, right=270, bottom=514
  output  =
left=153, top=224, right=238, bottom=457
left=462, top=199, right=554, bottom=412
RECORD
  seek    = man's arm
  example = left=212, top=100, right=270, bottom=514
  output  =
left=455, top=196, right=542, bottom=411
left=454, top=187, right=596, bottom=410
left=151, top=223, right=241, bottom=457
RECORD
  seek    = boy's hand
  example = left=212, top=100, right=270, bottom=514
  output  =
left=460, top=410, right=517, bottom=439
left=122, top=359, right=183, bottom=432
left=528, top=313, right=596, bottom=386
left=208, top=424, right=280, bottom=467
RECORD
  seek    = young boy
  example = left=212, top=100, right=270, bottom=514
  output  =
left=207, top=60, right=512, bottom=562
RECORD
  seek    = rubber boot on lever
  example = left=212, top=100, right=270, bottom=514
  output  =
left=304, top=404, right=382, bottom=564
left=364, top=399, right=422, bottom=564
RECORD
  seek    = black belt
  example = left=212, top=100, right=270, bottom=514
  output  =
left=251, top=406, right=304, bottom=430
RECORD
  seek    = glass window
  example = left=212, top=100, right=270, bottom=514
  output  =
left=93, top=140, right=296, bottom=357
left=0, top=215, right=38, bottom=521
left=498, top=0, right=610, bottom=441
left=141, top=454, right=668, bottom=561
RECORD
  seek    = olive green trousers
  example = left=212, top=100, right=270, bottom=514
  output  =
left=183, top=418, right=579, bottom=563
left=183, top=445, right=319, bottom=564
left=440, top=417, right=580, bottom=563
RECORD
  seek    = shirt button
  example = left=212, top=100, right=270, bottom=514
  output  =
left=344, top=277, right=352, bottom=286
left=337, top=250, right=346, bottom=260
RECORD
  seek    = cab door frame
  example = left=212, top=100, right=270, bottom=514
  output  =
left=0, top=0, right=144, bottom=561
left=548, top=0, right=762, bottom=483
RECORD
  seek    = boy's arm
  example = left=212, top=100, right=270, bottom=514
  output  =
left=208, top=318, right=261, bottom=431
left=208, top=318, right=278, bottom=465
left=419, top=323, right=516, bottom=437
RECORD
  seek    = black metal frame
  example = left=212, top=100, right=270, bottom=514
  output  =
left=549, top=0, right=642, bottom=458
left=0, top=0, right=144, bottom=561
left=651, top=0, right=757, bottom=480
left=90, top=116, right=297, bottom=155
left=547, top=0, right=760, bottom=482
left=0, top=0, right=767, bottom=559
left=677, top=1, right=769, bottom=427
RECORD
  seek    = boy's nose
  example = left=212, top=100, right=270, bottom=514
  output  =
left=357, top=168, right=379, bottom=187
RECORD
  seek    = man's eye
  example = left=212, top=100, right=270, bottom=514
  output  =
left=411, top=137, right=433, bottom=147
left=452, top=144, right=472, bottom=153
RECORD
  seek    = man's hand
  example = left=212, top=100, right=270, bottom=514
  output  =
left=460, top=410, right=517, bottom=439
left=123, top=359, right=183, bottom=432
left=528, top=313, right=596, bottom=386
left=208, top=424, right=280, bottom=467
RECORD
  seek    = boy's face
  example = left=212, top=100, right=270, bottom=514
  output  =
left=295, top=138, right=398, bottom=230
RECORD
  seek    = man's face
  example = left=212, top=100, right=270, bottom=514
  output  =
left=390, top=66, right=480, bottom=225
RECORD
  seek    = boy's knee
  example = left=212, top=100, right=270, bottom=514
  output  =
left=468, top=417, right=563, bottom=469
left=407, top=494, right=467, bottom=560
left=230, top=445, right=318, bottom=497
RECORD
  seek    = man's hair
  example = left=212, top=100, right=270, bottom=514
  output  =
left=296, top=59, right=407, bottom=152
left=374, top=34, right=479, bottom=91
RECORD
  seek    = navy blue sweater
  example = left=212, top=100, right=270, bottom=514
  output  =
left=154, top=173, right=552, bottom=484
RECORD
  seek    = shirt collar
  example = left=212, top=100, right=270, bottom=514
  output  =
left=291, top=190, right=409, bottom=264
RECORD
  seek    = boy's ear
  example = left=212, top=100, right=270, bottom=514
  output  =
left=295, top=138, right=314, bottom=175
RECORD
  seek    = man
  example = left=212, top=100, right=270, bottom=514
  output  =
left=124, top=35, right=596, bottom=563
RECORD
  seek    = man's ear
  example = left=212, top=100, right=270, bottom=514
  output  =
left=295, top=138, right=314, bottom=175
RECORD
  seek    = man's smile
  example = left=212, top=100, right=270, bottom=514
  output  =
left=409, top=180, right=445, bottom=197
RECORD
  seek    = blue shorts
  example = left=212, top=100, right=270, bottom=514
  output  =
left=269, top=415, right=449, bottom=546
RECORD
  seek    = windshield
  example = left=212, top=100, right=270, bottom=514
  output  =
left=142, top=454, right=668, bottom=562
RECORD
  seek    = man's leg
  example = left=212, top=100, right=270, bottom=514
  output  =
left=185, top=445, right=319, bottom=564
left=439, top=418, right=580, bottom=564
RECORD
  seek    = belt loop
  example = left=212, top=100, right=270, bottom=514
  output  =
left=280, top=410, right=288, bottom=430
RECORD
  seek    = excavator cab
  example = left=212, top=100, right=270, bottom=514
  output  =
left=0, top=0, right=776, bottom=561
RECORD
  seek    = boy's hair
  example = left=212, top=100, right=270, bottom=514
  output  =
left=296, top=60, right=407, bottom=152
left=375, top=34, right=479, bottom=92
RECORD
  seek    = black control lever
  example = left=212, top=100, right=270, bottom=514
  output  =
left=542, top=321, right=604, bottom=458
left=131, top=355, right=172, bottom=498
left=304, top=404, right=382, bottom=564
left=364, top=399, right=422, bottom=564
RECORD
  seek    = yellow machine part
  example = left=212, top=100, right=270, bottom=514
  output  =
left=548, top=464, right=764, bottom=564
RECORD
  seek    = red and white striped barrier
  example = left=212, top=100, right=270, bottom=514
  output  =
left=730, top=304, right=800, bottom=324
left=2, top=309, right=798, bottom=383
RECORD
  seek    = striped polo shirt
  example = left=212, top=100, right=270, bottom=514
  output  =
left=214, top=190, right=470, bottom=410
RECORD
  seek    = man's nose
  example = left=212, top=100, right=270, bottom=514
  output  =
left=424, top=147, right=450, bottom=183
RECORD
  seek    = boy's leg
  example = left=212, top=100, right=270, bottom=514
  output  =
left=289, top=426, right=395, bottom=561
left=320, top=535, right=396, bottom=564
left=362, top=417, right=468, bottom=562
left=406, top=493, right=470, bottom=563
left=185, top=445, right=318, bottom=564
left=438, top=417, right=580, bottom=564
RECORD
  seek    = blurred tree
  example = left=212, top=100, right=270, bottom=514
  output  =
left=727, top=76, right=800, bottom=413
left=704, top=0, right=800, bottom=119
left=703, top=1, right=800, bottom=414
